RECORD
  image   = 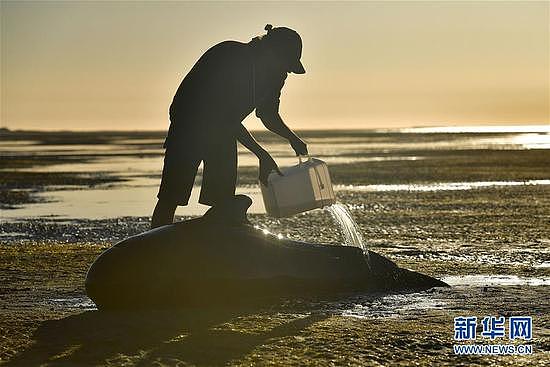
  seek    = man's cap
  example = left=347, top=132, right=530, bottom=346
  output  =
left=263, top=24, right=305, bottom=74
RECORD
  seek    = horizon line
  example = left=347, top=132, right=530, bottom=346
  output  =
left=2, top=124, right=549, bottom=134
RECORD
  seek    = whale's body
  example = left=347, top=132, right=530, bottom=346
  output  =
left=86, top=213, right=448, bottom=309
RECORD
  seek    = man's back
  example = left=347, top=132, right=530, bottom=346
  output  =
left=170, top=41, right=254, bottom=125
left=167, top=40, right=287, bottom=142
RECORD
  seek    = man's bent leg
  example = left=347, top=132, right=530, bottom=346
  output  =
left=153, top=137, right=201, bottom=229
left=199, top=138, right=237, bottom=207
left=151, top=199, right=178, bottom=229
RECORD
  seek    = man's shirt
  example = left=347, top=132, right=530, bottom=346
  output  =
left=166, top=40, right=286, bottom=146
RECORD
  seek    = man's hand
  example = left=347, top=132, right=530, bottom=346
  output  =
left=259, top=151, right=283, bottom=186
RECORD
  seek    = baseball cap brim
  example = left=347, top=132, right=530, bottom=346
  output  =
left=291, top=60, right=305, bottom=74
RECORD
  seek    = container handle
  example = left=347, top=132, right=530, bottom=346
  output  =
left=298, top=154, right=310, bottom=164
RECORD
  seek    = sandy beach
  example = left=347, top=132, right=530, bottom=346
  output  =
left=1, top=129, right=549, bottom=366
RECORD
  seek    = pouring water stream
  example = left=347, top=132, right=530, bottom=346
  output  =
left=326, top=202, right=369, bottom=261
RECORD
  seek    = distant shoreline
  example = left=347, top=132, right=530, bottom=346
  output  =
left=1, top=124, right=549, bottom=135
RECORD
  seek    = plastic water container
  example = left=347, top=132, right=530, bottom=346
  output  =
left=260, top=156, right=336, bottom=218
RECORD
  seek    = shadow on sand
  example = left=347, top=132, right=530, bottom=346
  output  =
left=6, top=306, right=328, bottom=366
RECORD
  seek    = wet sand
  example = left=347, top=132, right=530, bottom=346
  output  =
left=1, top=129, right=549, bottom=366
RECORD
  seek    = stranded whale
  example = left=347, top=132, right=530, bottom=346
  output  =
left=86, top=196, right=448, bottom=309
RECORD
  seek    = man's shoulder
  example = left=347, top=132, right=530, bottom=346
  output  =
left=204, top=40, right=250, bottom=58
left=214, top=40, right=248, bottom=49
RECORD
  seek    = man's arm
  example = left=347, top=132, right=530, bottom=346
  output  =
left=255, top=72, right=308, bottom=156
left=236, top=123, right=267, bottom=158
left=237, top=123, right=282, bottom=186
left=257, top=110, right=308, bottom=156
left=258, top=111, right=296, bottom=142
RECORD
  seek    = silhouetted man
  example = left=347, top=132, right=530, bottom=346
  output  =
left=151, top=25, right=308, bottom=228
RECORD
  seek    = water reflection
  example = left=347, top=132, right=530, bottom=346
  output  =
left=6, top=179, right=550, bottom=220
left=400, top=125, right=550, bottom=133
left=337, top=179, right=550, bottom=192
left=2, top=128, right=549, bottom=220
left=442, top=275, right=550, bottom=286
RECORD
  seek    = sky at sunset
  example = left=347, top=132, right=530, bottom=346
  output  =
left=1, top=1, right=548, bottom=131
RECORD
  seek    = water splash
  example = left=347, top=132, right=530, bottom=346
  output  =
left=253, top=225, right=286, bottom=240
left=326, top=203, right=368, bottom=257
